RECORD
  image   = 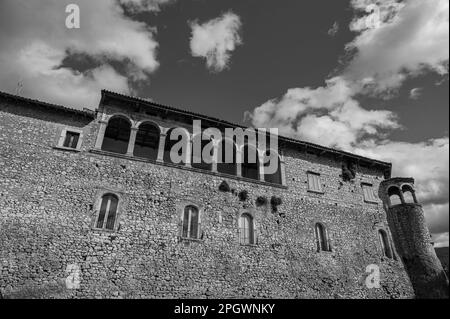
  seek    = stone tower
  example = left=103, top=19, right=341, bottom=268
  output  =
left=379, top=177, right=449, bottom=299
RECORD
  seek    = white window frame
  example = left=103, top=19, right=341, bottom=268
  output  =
left=362, top=183, right=378, bottom=203
left=56, top=127, right=83, bottom=151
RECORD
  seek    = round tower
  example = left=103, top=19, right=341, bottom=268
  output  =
left=379, top=177, right=449, bottom=298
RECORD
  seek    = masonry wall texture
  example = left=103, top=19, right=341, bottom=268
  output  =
left=0, top=91, right=423, bottom=299
left=379, top=178, right=449, bottom=299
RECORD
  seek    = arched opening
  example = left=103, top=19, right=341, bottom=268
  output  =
left=96, top=193, right=119, bottom=231
left=101, top=116, right=131, bottom=154
left=239, top=213, right=254, bottom=245
left=191, top=134, right=213, bottom=171
left=182, top=205, right=199, bottom=239
left=388, top=186, right=403, bottom=206
left=217, top=139, right=238, bottom=176
left=263, top=150, right=282, bottom=184
left=402, top=185, right=416, bottom=204
left=315, top=223, right=330, bottom=252
left=133, top=122, right=160, bottom=160
left=241, top=145, right=260, bottom=180
left=164, top=128, right=188, bottom=165
left=378, top=229, right=393, bottom=258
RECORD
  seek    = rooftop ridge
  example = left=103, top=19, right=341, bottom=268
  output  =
left=101, top=89, right=392, bottom=170
left=0, top=90, right=95, bottom=118
left=0, top=89, right=391, bottom=170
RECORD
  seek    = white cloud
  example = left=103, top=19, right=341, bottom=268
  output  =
left=120, top=0, right=174, bottom=12
left=354, top=138, right=449, bottom=237
left=189, top=12, right=242, bottom=72
left=345, top=0, right=449, bottom=95
left=355, top=138, right=449, bottom=206
left=0, top=0, right=163, bottom=109
left=248, top=77, right=399, bottom=150
left=409, top=87, right=423, bottom=100
left=246, top=0, right=449, bottom=244
left=327, top=22, right=339, bottom=37
left=425, top=204, right=449, bottom=235
left=433, top=232, right=449, bottom=248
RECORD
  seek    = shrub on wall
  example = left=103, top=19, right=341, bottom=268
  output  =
left=219, top=181, right=230, bottom=192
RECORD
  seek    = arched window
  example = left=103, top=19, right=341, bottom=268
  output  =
left=182, top=205, right=200, bottom=239
left=191, top=135, right=213, bottom=171
left=96, top=194, right=119, bottom=231
left=239, top=213, right=254, bottom=245
left=241, top=145, right=259, bottom=180
left=101, top=116, right=131, bottom=154
left=378, top=229, right=393, bottom=258
left=402, top=185, right=416, bottom=204
left=164, top=128, right=188, bottom=165
left=263, top=150, right=282, bottom=184
left=315, top=223, right=330, bottom=252
left=388, top=186, right=403, bottom=206
left=217, top=139, right=238, bottom=176
left=134, top=122, right=160, bottom=160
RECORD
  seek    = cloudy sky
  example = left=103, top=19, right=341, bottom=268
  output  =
left=0, top=0, right=448, bottom=246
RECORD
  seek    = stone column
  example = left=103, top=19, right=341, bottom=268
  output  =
left=94, top=119, right=108, bottom=150
left=280, top=156, right=287, bottom=186
left=185, top=136, right=192, bottom=168
left=126, top=127, right=138, bottom=156
left=236, top=149, right=242, bottom=177
left=157, top=130, right=167, bottom=163
left=258, top=153, right=265, bottom=182
left=211, top=140, right=218, bottom=173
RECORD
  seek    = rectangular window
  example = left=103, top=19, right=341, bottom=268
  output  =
left=362, top=183, right=378, bottom=203
left=307, top=172, right=323, bottom=193
left=63, top=131, right=80, bottom=149
left=57, top=128, right=82, bottom=151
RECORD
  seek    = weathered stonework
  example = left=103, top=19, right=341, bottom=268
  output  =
left=379, top=178, right=449, bottom=298
left=0, top=90, right=417, bottom=299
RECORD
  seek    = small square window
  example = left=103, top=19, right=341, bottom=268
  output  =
left=63, top=131, right=80, bottom=149
left=307, top=172, right=323, bottom=193
left=57, top=128, right=82, bottom=151
left=362, top=183, right=378, bottom=203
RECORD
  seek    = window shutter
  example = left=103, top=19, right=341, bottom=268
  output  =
left=76, top=133, right=83, bottom=150
left=57, top=128, right=66, bottom=147
left=316, top=175, right=322, bottom=192
left=238, top=215, right=242, bottom=244
left=96, top=196, right=109, bottom=228
left=105, top=196, right=118, bottom=230
left=308, top=173, right=321, bottom=192
left=182, top=208, right=189, bottom=238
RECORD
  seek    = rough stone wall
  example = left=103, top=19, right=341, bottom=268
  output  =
left=387, top=203, right=449, bottom=298
left=0, top=100, right=414, bottom=299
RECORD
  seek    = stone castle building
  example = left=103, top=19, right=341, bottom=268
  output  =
left=0, top=90, right=447, bottom=299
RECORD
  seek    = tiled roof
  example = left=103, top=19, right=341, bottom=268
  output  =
left=101, top=90, right=392, bottom=171
left=0, top=90, right=95, bottom=118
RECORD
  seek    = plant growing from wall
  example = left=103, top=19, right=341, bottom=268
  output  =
left=238, top=190, right=249, bottom=201
left=342, top=161, right=356, bottom=182
left=271, top=196, right=282, bottom=213
left=218, top=181, right=230, bottom=192
left=256, top=196, right=268, bottom=207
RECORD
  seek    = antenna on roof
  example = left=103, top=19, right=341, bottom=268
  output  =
left=15, top=79, right=24, bottom=96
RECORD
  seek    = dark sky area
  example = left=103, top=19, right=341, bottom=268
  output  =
left=124, top=0, right=448, bottom=143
